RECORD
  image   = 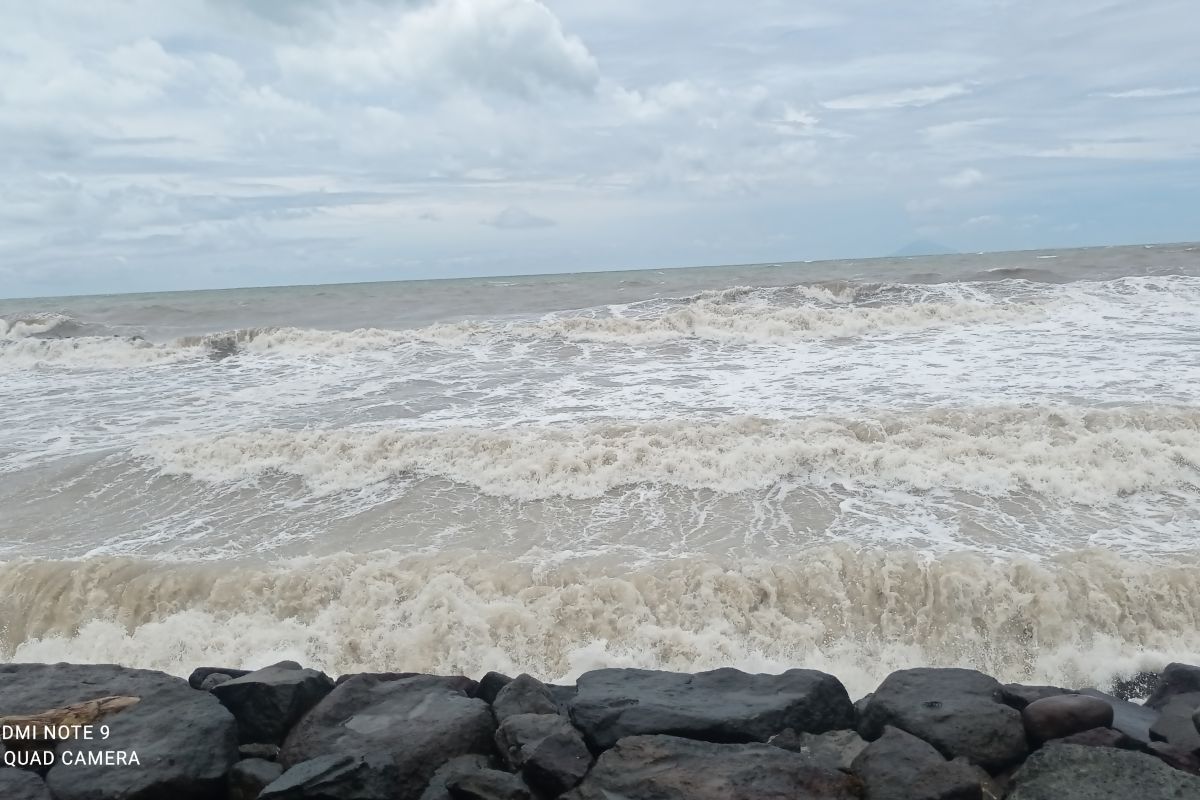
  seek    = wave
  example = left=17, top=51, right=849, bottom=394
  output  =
left=1, top=548, right=1195, bottom=698
left=133, top=408, right=1200, bottom=502
left=0, top=312, right=93, bottom=340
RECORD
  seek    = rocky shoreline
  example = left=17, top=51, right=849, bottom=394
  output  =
left=3, top=661, right=1200, bottom=799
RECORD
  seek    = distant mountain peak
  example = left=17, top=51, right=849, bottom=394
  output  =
left=891, top=239, right=958, bottom=257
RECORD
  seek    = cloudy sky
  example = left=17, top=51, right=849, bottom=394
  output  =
left=2, top=0, right=1198, bottom=297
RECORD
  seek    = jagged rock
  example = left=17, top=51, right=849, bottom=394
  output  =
left=280, top=673, right=495, bottom=800
left=260, top=753, right=396, bottom=800
left=562, top=734, right=863, bottom=800
left=1055, top=726, right=1145, bottom=752
left=212, top=661, right=335, bottom=744
left=1149, top=693, right=1200, bottom=751
left=418, top=755, right=494, bottom=800
left=0, top=769, right=52, bottom=800
left=851, top=726, right=981, bottom=800
left=495, top=713, right=591, bottom=795
left=1147, top=741, right=1200, bottom=776
left=1145, top=663, right=1200, bottom=710
left=0, top=663, right=237, bottom=800
left=188, top=666, right=252, bottom=689
left=858, top=668, right=1026, bottom=771
left=1111, top=672, right=1158, bottom=701
left=493, top=674, right=559, bottom=723
left=568, top=667, right=854, bottom=751
left=447, top=769, right=533, bottom=800
left=474, top=672, right=513, bottom=705
left=1076, top=689, right=1157, bottom=745
left=200, top=673, right=233, bottom=691
left=230, top=757, right=285, bottom=800
left=1021, top=694, right=1114, bottom=743
left=768, top=728, right=868, bottom=771
left=240, top=742, right=282, bottom=760
left=999, top=684, right=1071, bottom=711
left=1006, top=743, right=1200, bottom=799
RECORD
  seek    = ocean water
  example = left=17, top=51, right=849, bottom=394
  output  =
left=2, top=242, right=1199, bottom=696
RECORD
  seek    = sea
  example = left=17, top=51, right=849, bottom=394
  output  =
left=2, top=242, right=1199, bottom=697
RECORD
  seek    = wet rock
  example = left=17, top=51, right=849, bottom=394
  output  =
left=563, top=734, right=863, bottom=800
left=188, top=666, right=252, bottom=689
left=418, top=755, right=495, bottom=800
left=0, top=663, right=237, bottom=800
left=568, top=667, right=854, bottom=751
left=447, top=769, right=533, bottom=800
left=851, top=726, right=981, bottom=800
left=0, top=769, right=52, bottom=800
left=1148, top=693, right=1200, bottom=751
left=858, top=668, right=1026, bottom=771
left=240, top=742, right=282, bottom=760
left=767, top=728, right=868, bottom=771
left=1147, top=741, right=1200, bottom=776
left=1076, top=689, right=1157, bottom=745
left=281, top=673, right=495, bottom=800
left=200, top=672, right=234, bottom=691
left=999, top=684, right=1071, bottom=711
left=212, top=661, right=335, bottom=744
left=474, top=672, right=513, bottom=705
left=1021, top=694, right=1114, bottom=743
left=495, top=713, right=591, bottom=795
left=854, top=694, right=873, bottom=724
left=230, top=757, right=285, bottom=800
left=1055, top=726, right=1145, bottom=752
left=1006, top=743, right=1200, bottom=799
left=1111, top=672, right=1158, bottom=701
left=260, top=753, right=396, bottom=800
left=492, top=674, right=559, bottom=723
left=1146, top=663, right=1200, bottom=710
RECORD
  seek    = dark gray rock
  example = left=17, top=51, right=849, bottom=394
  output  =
left=562, top=734, right=863, bottom=800
left=1111, top=672, right=1158, bottom=701
left=280, top=673, right=495, bottom=800
left=240, top=742, right=282, bottom=760
left=212, top=661, right=335, bottom=744
left=568, top=667, right=854, bottom=751
left=1147, top=741, right=1200, bottom=776
left=418, top=755, right=494, bottom=800
left=0, top=769, right=52, bottom=800
left=474, top=672, right=513, bottom=705
left=767, top=728, right=868, bottom=771
left=495, top=713, right=591, bottom=796
left=200, top=672, right=234, bottom=691
left=1055, top=726, right=1146, bottom=752
left=0, top=663, right=237, bottom=800
left=999, top=684, right=1071, bottom=711
left=260, top=753, right=396, bottom=800
left=851, top=726, right=981, bottom=800
left=188, top=665, right=252, bottom=689
left=1077, top=689, right=1158, bottom=745
left=230, top=757, right=285, bottom=800
left=492, top=674, right=559, bottom=723
left=858, top=668, right=1026, bottom=771
left=1006, top=743, right=1200, bottom=799
left=854, top=693, right=873, bottom=724
left=1146, top=663, right=1200, bottom=711
left=447, top=769, right=532, bottom=800
left=1149, top=693, right=1200, bottom=751
left=1022, top=694, right=1114, bottom=743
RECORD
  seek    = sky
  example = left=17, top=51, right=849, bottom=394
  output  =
left=1, top=0, right=1198, bottom=298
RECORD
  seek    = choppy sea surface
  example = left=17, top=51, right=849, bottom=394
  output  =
left=2, top=242, right=1199, bottom=696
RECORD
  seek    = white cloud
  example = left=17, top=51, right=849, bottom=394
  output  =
left=1097, top=87, right=1198, bottom=99
left=823, top=82, right=970, bottom=111
left=487, top=206, right=555, bottom=229
left=940, top=168, right=985, bottom=189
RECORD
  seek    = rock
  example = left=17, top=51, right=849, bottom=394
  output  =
left=767, top=728, right=868, bottom=771
left=240, top=742, right=282, bottom=760
left=493, top=674, right=559, bottom=723
left=851, top=726, right=982, bottom=800
left=1146, top=663, right=1200, bottom=710
left=0, top=663, right=237, bottom=800
left=230, top=757, right=285, bottom=800
left=447, top=769, right=533, bottom=800
left=1006, top=743, right=1200, bottom=799
left=999, top=684, right=1071, bottom=711
left=495, top=713, right=591, bottom=795
left=260, top=753, right=396, bottom=800
left=854, top=694, right=873, bottom=724
left=280, top=673, right=495, bottom=800
left=0, top=769, right=52, bottom=800
left=562, top=734, right=863, bottom=800
left=1021, top=694, right=1114, bottom=743
left=474, top=672, right=513, bottom=705
left=1111, top=672, right=1158, bottom=701
left=189, top=665, right=252, bottom=689
left=1055, top=726, right=1145, bottom=752
left=858, top=668, right=1027, bottom=771
left=212, top=661, right=335, bottom=744
left=568, top=667, right=854, bottom=751
left=418, top=755, right=495, bottom=800
left=1149, top=693, right=1200, bottom=751
left=1076, top=689, right=1158, bottom=745
left=1147, top=741, right=1200, bottom=776
left=201, top=672, right=234, bottom=691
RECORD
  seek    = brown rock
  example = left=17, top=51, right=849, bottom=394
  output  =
left=1021, top=694, right=1113, bottom=743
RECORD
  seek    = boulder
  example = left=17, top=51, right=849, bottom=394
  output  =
left=418, top=755, right=495, bottom=800
left=446, top=769, right=533, bottom=800
left=1006, top=743, right=1200, bottom=799
left=188, top=666, right=252, bottom=689
left=999, top=684, right=1071, bottom=711
left=260, top=753, right=396, bottom=800
left=568, top=667, right=854, bottom=751
left=492, top=674, right=559, bottom=723
left=0, top=663, right=237, bottom=800
left=280, top=673, right=495, bottom=800
left=230, top=757, right=285, bottom=800
left=1055, top=727, right=1145, bottom=752
left=0, top=769, right=52, bottom=800
left=1147, top=741, right=1200, bottom=776
left=767, top=728, right=868, bottom=771
left=562, top=734, right=863, bottom=800
left=858, top=668, right=1026, bottom=771
left=474, top=672, right=513, bottom=705
left=495, top=713, right=591, bottom=796
left=212, top=661, right=335, bottom=744
left=240, top=742, right=282, bottom=760
left=1021, top=694, right=1114, bottom=743
left=1145, top=663, right=1200, bottom=710
left=200, top=673, right=234, bottom=691
left=1111, top=672, right=1158, bottom=701
left=1076, top=689, right=1157, bottom=745
left=850, top=726, right=981, bottom=800
left=1148, top=693, right=1200, bottom=751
